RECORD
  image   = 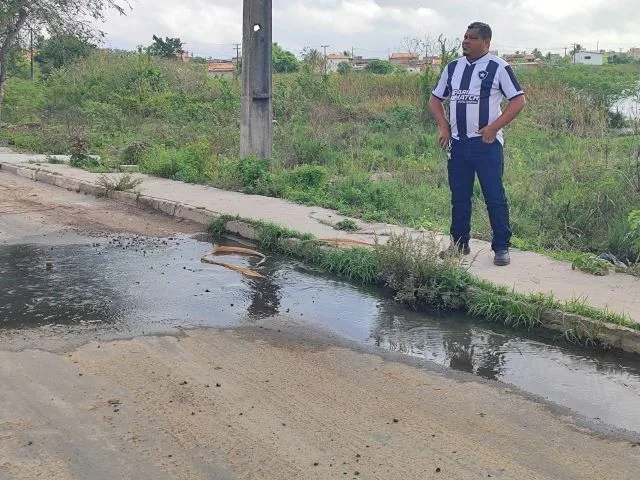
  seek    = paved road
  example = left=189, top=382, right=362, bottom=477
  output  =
left=1, top=167, right=640, bottom=479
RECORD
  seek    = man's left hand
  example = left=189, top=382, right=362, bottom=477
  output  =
left=477, top=125, right=497, bottom=144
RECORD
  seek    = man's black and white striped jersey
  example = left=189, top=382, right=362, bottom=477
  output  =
left=432, top=53, right=524, bottom=144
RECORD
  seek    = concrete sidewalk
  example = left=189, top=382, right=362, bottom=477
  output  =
left=2, top=150, right=639, bottom=326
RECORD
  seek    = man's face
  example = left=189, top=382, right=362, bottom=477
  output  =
left=462, top=28, right=491, bottom=59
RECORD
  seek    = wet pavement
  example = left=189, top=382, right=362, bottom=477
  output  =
left=1, top=233, right=640, bottom=435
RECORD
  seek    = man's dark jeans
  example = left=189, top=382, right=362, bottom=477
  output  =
left=448, top=137, right=512, bottom=252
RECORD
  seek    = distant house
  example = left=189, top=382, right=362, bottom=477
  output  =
left=351, top=56, right=377, bottom=71
left=502, top=52, right=536, bottom=64
left=389, top=52, right=420, bottom=66
left=389, top=52, right=427, bottom=74
left=629, top=47, right=640, bottom=59
left=425, top=56, right=442, bottom=71
left=573, top=50, right=603, bottom=65
left=512, top=62, right=540, bottom=71
left=325, top=53, right=351, bottom=73
left=404, top=63, right=423, bottom=75
left=207, top=62, right=235, bottom=78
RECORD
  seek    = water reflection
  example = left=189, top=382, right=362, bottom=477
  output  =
left=245, top=256, right=640, bottom=432
left=371, top=308, right=509, bottom=380
left=245, top=274, right=281, bottom=320
left=0, top=244, right=126, bottom=328
left=369, top=303, right=640, bottom=431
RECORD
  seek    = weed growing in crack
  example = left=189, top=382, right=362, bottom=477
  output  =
left=374, top=231, right=471, bottom=310
left=334, top=219, right=359, bottom=231
left=97, top=173, right=143, bottom=193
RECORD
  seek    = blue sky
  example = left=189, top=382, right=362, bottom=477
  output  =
left=99, top=0, right=639, bottom=59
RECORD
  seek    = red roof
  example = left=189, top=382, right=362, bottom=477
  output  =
left=207, top=63, right=234, bottom=72
left=390, top=52, right=420, bottom=59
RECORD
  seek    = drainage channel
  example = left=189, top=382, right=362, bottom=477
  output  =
left=1, top=233, right=639, bottom=434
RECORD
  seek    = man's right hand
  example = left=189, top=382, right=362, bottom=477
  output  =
left=438, top=126, right=451, bottom=149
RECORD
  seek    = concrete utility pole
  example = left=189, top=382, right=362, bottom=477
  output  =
left=30, top=27, right=34, bottom=81
left=240, top=0, right=273, bottom=159
left=233, top=42, right=241, bottom=80
left=233, top=43, right=241, bottom=65
left=321, top=44, right=329, bottom=74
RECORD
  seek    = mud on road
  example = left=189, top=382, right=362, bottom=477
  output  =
left=1, top=171, right=640, bottom=479
left=0, top=171, right=202, bottom=241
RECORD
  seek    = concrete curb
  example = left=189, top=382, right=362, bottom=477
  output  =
left=533, top=306, right=640, bottom=354
left=3, top=161, right=640, bottom=355
left=0, top=162, right=222, bottom=227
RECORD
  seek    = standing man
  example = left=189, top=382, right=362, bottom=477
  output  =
left=429, top=22, right=526, bottom=266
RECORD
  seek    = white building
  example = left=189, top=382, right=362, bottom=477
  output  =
left=573, top=50, right=603, bottom=65
left=325, top=53, right=351, bottom=73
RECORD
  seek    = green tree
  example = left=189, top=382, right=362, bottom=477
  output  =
left=3, top=43, right=30, bottom=78
left=301, top=47, right=324, bottom=74
left=0, top=0, right=125, bottom=118
left=532, top=48, right=543, bottom=59
left=393, top=64, right=409, bottom=75
left=272, top=43, right=299, bottom=73
left=35, top=34, right=95, bottom=76
left=336, top=61, right=352, bottom=75
left=365, top=59, right=392, bottom=74
left=147, top=35, right=184, bottom=59
left=569, top=44, right=583, bottom=57
left=609, top=53, right=635, bottom=65
left=436, top=34, right=460, bottom=72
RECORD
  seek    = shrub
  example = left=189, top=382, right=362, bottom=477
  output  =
left=628, top=210, right=640, bottom=257
left=335, top=219, right=358, bottom=231
left=287, top=165, right=329, bottom=189
left=121, top=141, right=151, bottom=165
left=233, top=156, right=271, bottom=193
left=97, top=173, right=143, bottom=192
left=139, top=142, right=211, bottom=183
left=375, top=232, right=471, bottom=310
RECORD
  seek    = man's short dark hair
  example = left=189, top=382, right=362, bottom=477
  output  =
left=467, top=22, right=492, bottom=40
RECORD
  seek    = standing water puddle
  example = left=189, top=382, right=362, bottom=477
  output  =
left=1, top=234, right=639, bottom=433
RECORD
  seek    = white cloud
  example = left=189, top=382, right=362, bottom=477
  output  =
left=101, top=0, right=242, bottom=56
left=98, top=0, right=640, bottom=58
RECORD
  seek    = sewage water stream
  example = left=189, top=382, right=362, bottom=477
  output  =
left=1, top=234, right=639, bottom=434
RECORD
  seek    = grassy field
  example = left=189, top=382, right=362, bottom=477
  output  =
left=1, top=51, right=639, bottom=264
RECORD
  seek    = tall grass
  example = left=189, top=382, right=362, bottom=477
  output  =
left=2, top=52, right=639, bottom=261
